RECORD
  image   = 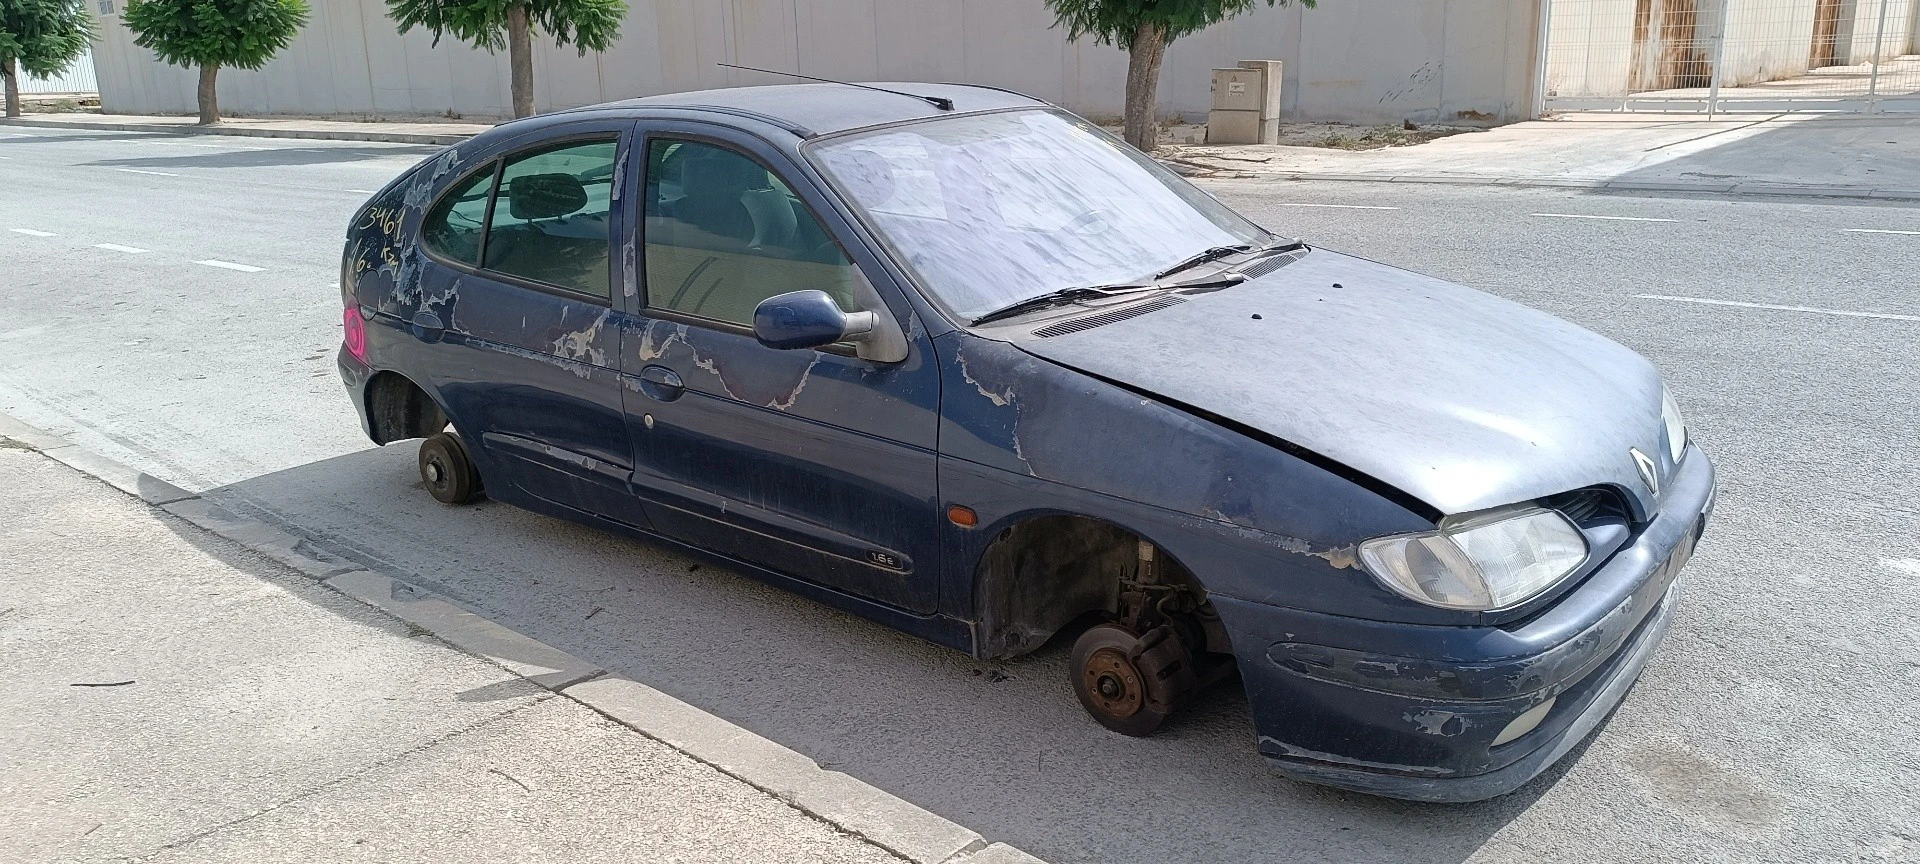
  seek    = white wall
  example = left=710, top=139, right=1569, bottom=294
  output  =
left=1544, top=0, right=1638, bottom=97
left=88, top=0, right=1545, bottom=125
left=1710, top=0, right=1817, bottom=87
left=1834, top=0, right=1915, bottom=62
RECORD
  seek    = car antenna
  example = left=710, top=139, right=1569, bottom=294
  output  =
left=718, top=63, right=954, bottom=111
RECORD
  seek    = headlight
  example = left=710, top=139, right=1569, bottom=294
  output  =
left=1358, top=507, right=1589, bottom=611
left=1661, top=385, right=1687, bottom=464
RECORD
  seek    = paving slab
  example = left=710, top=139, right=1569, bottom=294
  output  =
left=0, top=446, right=952, bottom=864
left=143, top=698, right=905, bottom=864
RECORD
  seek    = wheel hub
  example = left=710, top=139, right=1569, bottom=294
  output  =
left=425, top=461, right=443, bottom=483
left=1080, top=647, right=1144, bottom=719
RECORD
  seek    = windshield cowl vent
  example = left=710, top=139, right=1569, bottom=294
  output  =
left=1031, top=296, right=1187, bottom=338
left=1238, top=250, right=1304, bottom=281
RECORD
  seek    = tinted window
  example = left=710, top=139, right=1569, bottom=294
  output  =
left=644, top=139, right=860, bottom=326
left=421, top=165, right=496, bottom=265
left=482, top=139, right=618, bottom=297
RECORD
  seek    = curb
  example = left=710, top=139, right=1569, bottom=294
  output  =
left=0, top=116, right=478, bottom=146
left=0, top=412, right=1042, bottom=864
left=1171, top=163, right=1920, bottom=202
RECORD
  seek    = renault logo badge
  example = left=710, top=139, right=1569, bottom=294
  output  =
left=1630, top=448, right=1660, bottom=497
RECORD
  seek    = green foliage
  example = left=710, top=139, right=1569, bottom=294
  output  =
left=1046, top=0, right=1313, bottom=49
left=0, top=0, right=95, bottom=77
left=121, top=0, right=309, bottom=70
left=385, top=0, right=626, bottom=56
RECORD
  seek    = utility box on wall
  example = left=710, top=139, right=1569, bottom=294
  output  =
left=1208, top=60, right=1283, bottom=145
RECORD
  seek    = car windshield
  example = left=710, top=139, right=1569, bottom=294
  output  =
left=807, top=109, right=1271, bottom=321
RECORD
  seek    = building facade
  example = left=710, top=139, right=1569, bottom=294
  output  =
left=86, top=0, right=1546, bottom=126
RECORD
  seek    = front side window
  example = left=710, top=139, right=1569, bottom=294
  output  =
left=643, top=139, right=862, bottom=326
left=481, top=138, right=619, bottom=297
left=421, top=165, right=496, bottom=266
left=807, top=109, right=1271, bottom=322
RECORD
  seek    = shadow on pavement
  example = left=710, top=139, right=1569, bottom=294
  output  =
left=1603, top=113, right=1920, bottom=192
left=166, top=442, right=1581, bottom=864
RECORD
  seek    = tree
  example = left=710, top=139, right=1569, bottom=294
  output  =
left=0, top=0, right=94, bottom=119
left=385, top=0, right=626, bottom=120
left=122, top=0, right=310, bottom=124
left=1047, top=0, right=1314, bottom=151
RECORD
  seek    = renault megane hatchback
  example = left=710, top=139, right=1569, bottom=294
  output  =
left=338, top=82, right=1713, bottom=802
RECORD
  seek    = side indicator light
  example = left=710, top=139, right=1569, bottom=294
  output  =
left=947, top=505, right=978, bottom=528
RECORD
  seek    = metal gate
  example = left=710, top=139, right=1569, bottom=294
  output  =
left=19, top=49, right=98, bottom=95
left=1543, top=0, right=1920, bottom=113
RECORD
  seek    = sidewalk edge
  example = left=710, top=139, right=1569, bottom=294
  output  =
left=0, top=116, right=476, bottom=146
left=0, top=412, right=1036, bottom=864
left=1192, top=169, right=1920, bottom=201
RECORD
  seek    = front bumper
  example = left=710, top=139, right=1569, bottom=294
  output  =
left=1216, top=445, right=1716, bottom=802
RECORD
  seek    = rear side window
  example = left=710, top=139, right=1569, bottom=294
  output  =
left=483, top=139, right=619, bottom=298
left=643, top=139, right=860, bottom=326
left=421, top=166, right=496, bottom=265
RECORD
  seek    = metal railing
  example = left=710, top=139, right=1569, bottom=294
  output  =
left=19, top=49, right=98, bottom=95
left=1543, top=0, right=1920, bottom=114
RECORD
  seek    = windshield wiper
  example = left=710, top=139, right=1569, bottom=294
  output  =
left=969, top=275, right=1247, bottom=327
left=970, top=285, right=1163, bottom=327
left=1153, top=245, right=1253, bottom=281
left=1153, top=239, right=1309, bottom=281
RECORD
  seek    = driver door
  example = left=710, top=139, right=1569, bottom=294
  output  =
left=618, top=125, right=944, bottom=614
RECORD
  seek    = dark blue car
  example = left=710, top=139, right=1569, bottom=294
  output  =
left=338, top=83, right=1714, bottom=802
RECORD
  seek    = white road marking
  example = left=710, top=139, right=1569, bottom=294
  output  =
left=9, top=228, right=56, bottom=237
left=1842, top=228, right=1920, bottom=236
left=94, top=243, right=150, bottom=254
left=1531, top=213, right=1677, bottom=223
left=1881, top=558, right=1920, bottom=577
left=114, top=168, right=180, bottom=177
left=1636, top=294, right=1920, bottom=322
left=195, top=259, right=266, bottom=273
left=346, top=189, right=378, bottom=194
left=1268, top=202, right=1402, bottom=210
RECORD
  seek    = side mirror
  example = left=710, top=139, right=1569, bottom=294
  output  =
left=752, top=290, right=877, bottom=352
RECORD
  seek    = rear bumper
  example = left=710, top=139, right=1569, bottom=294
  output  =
left=1218, top=445, right=1716, bottom=802
left=337, top=343, right=377, bottom=442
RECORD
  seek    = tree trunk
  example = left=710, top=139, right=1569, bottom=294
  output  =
left=1122, top=20, right=1170, bottom=152
left=3, top=57, right=20, bottom=119
left=196, top=63, right=220, bottom=125
left=506, top=3, right=535, bottom=119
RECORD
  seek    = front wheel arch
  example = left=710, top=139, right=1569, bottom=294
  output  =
left=970, top=513, right=1227, bottom=661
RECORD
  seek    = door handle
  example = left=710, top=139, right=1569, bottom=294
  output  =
left=409, top=310, right=445, bottom=343
left=637, top=364, right=685, bottom=401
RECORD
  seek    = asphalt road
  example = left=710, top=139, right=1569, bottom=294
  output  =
left=3, top=125, right=1916, bottom=864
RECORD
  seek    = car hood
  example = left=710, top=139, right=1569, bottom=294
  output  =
left=1012, top=249, right=1669, bottom=518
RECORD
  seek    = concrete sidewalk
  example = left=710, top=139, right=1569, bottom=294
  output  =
left=1164, top=112, right=1920, bottom=200
left=6, top=108, right=1917, bottom=200
left=0, top=441, right=1027, bottom=863
left=0, top=111, right=488, bottom=145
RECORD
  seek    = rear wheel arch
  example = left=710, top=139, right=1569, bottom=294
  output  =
left=970, top=513, right=1224, bottom=660
left=363, top=370, right=450, bottom=445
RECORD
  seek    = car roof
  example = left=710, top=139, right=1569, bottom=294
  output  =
left=593, top=82, right=1049, bottom=138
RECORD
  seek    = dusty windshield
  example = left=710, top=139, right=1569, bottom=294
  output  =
left=807, top=109, right=1270, bottom=321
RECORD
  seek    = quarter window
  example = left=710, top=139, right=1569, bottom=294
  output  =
left=481, top=138, right=619, bottom=298
left=421, top=166, right=495, bottom=266
left=643, top=139, right=860, bottom=326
